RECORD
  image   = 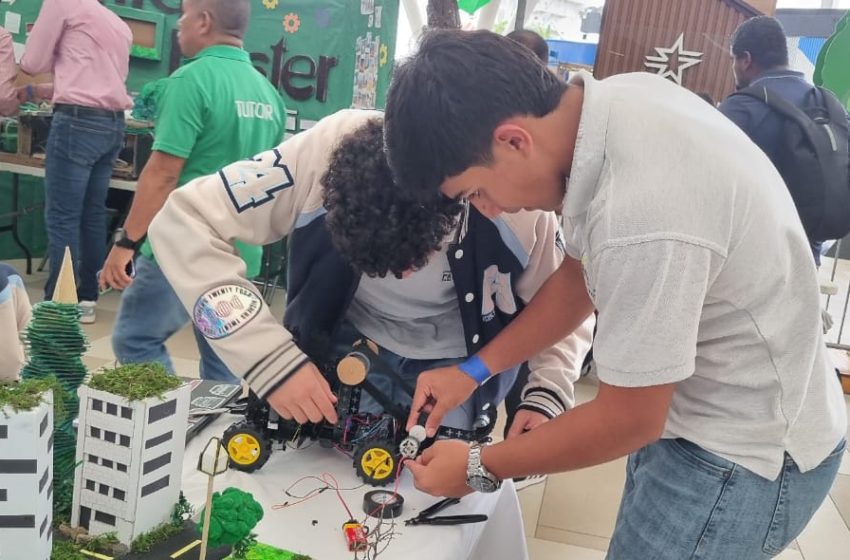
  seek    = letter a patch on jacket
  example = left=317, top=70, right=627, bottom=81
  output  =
left=220, top=148, right=295, bottom=213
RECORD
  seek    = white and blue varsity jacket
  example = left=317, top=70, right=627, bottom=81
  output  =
left=150, top=110, right=593, bottom=418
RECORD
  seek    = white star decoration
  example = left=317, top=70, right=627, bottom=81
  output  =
left=644, top=33, right=704, bottom=85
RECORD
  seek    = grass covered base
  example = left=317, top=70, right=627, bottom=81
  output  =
left=223, top=542, right=312, bottom=560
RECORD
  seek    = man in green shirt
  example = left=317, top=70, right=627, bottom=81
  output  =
left=100, top=0, right=285, bottom=382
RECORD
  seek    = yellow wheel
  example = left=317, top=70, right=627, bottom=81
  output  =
left=228, top=434, right=260, bottom=465
left=223, top=422, right=271, bottom=472
left=354, top=442, right=397, bottom=486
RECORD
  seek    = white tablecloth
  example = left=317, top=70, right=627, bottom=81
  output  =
left=181, top=415, right=529, bottom=560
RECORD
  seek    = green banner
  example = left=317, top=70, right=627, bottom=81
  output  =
left=0, top=1, right=399, bottom=259
left=1, top=0, right=399, bottom=121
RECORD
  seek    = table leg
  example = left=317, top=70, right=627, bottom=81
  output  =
left=9, top=173, right=33, bottom=274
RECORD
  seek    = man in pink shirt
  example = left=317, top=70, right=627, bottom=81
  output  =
left=20, top=0, right=132, bottom=322
left=0, top=26, right=19, bottom=116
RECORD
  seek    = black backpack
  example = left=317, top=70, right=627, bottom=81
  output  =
left=734, top=84, right=850, bottom=242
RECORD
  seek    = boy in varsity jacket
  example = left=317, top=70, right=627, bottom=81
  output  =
left=148, top=110, right=592, bottom=434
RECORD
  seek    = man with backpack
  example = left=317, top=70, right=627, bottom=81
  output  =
left=720, top=16, right=850, bottom=265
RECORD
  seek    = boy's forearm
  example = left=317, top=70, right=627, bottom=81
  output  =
left=479, top=256, right=594, bottom=373
left=481, top=382, right=676, bottom=479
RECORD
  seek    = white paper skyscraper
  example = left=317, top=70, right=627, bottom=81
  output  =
left=0, top=392, right=53, bottom=560
left=71, top=383, right=190, bottom=545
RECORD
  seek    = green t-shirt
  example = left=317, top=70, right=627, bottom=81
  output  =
left=141, top=45, right=286, bottom=278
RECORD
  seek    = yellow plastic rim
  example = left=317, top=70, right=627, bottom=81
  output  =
left=360, top=448, right=394, bottom=480
left=227, top=433, right=261, bottom=466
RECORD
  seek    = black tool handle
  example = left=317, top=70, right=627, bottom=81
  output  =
left=417, top=497, right=461, bottom=519
left=416, top=514, right=489, bottom=526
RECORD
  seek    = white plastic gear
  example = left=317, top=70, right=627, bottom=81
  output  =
left=398, top=436, right=420, bottom=459
left=262, top=0, right=278, bottom=10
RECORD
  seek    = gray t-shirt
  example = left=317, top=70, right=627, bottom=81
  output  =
left=346, top=246, right=468, bottom=360
left=563, top=71, right=847, bottom=480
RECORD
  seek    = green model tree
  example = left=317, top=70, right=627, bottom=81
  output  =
left=20, top=247, right=88, bottom=520
left=197, top=487, right=264, bottom=559
left=815, top=10, right=850, bottom=108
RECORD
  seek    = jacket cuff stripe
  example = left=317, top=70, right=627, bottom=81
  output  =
left=516, top=402, right=558, bottom=419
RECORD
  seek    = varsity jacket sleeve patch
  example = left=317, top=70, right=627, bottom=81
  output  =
left=148, top=109, right=382, bottom=398
left=509, top=211, right=595, bottom=417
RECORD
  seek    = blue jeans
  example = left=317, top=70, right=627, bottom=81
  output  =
left=43, top=111, right=124, bottom=302
left=112, top=256, right=239, bottom=383
left=607, top=438, right=846, bottom=559
left=332, top=321, right=478, bottom=431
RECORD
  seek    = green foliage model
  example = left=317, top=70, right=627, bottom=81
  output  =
left=87, top=363, right=181, bottom=401
left=197, top=488, right=264, bottom=551
left=223, top=542, right=313, bottom=560
left=814, top=10, right=850, bottom=107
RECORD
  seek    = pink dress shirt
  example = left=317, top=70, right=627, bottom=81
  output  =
left=21, top=0, right=133, bottom=111
left=0, top=27, right=18, bottom=116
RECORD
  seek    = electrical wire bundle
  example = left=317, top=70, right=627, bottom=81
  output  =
left=272, top=460, right=409, bottom=560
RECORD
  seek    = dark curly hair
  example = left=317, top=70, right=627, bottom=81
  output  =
left=322, top=118, right=462, bottom=278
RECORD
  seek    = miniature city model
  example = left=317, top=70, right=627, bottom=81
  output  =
left=70, top=365, right=190, bottom=545
left=222, top=341, right=494, bottom=486
left=0, top=382, right=54, bottom=560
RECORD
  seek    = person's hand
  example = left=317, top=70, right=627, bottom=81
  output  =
left=406, top=365, right=477, bottom=437
left=505, top=409, right=550, bottom=439
left=266, top=361, right=338, bottom=424
left=100, top=245, right=135, bottom=291
left=405, top=439, right=474, bottom=498
left=16, top=86, right=29, bottom=104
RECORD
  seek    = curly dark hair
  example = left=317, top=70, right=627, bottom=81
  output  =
left=322, top=118, right=462, bottom=278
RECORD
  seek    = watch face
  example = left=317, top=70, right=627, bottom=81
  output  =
left=467, top=475, right=499, bottom=493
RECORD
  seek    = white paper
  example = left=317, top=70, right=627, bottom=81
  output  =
left=4, top=11, right=21, bottom=34
left=12, top=41, right=24, bottom=63
left=375, top=6, right=383, bottom=28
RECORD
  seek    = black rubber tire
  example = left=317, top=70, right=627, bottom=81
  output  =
left=353, top=441, right=398, bottom=487
left=222, top=421, right=272, bottom=472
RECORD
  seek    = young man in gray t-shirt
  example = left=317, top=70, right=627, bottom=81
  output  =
left=384, top=29, right=847, bottom=560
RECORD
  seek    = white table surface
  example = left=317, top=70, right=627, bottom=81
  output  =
left=181, top=415, right=529, bottom=560
left=0, top=160, right=138, bottom=191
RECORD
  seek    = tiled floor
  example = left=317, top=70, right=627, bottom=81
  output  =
left=9, top=258, right=850, bottom=559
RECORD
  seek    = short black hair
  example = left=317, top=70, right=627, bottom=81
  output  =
left=203, top=0, right=251, bottom=39
left=731, top=16, right=788, bottom=69
left=506, top=30, right=550, bottom=63
left=322, top=119, right=462, bottom=278
left=384, top=29, right=567, bottom=197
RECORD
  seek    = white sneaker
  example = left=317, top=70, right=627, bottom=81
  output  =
left=79, top=301, right=96, bottom=324
left=513, top=473, right=547, bottom=491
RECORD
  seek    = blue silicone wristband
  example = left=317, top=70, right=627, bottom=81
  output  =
left=458, top=355, right=491, bottom=385
left=26, top=84, right=33, bottom=101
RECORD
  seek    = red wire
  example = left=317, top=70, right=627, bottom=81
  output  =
left=322, top=472, right=355, bottom=520
left=271, top=474, right=330, bottom=510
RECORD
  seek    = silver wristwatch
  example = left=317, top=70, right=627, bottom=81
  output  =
left=466, top=442, right=501, bottom=493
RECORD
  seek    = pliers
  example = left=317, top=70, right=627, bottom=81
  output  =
left=404, top=497, right=489, bottom=526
